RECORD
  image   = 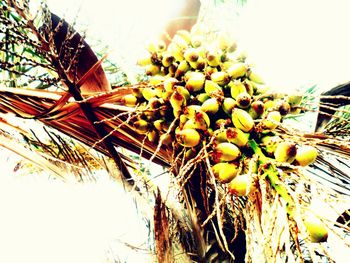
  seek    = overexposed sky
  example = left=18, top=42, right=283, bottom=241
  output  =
left=0, top=150, right=151, bottom=263
left=46, top=0, right=350, bottom=92
left=47, top=0, right=191, bottom=74
left=238, top=0, right=350, bottom=92
left=1, top=1, right=350, bottom=263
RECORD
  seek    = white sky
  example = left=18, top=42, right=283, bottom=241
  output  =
left=46, top=0, right=350, bottom=92
left=0, top=150, right=152, bottom=263
left=237, top=0, right=350, bottom=92
left=1, top=0, right=350, bottom=262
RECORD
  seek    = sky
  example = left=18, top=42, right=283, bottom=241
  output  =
left=238, top=0, right=350, bottom=92
left=45, top=0, right=350, bottom=92
left=1, top=0, right=350, bottom=262
left=0, top=150, right=152, bottom=263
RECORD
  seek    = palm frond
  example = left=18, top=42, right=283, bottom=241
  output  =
left=154, top=189, right=173, bottom=262
left=1, top=0, right=137, bottom=183
left=0, top=86, right=170, bottom=166
left=0, top=128, right=64, bottom=178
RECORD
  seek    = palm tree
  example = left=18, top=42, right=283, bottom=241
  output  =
left=1, top=1, right=349, bottom=262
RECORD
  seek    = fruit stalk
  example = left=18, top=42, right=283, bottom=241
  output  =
left=248, top=140, right=295, bottom=215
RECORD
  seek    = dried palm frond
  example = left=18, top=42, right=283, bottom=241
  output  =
left=0, top=129, right=64, bottom=178
left=0, top=0, right=110, bottom=92
left=0, top=86, right=171, bottom=166
left=154, top=189, right=173, bottom=262
left=315, top=81, right=350, bottom=132
left=0, top=110, right=116, bottom=181
left=1, top=0, right=138, bottom=182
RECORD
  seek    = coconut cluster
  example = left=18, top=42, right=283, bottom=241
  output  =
left=125, top=28, right=325, bottom=242
left=129, top=28, right=319, bottom=185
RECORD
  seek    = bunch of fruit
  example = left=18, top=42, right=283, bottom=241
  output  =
left=124, top=28, right=327, bottom=243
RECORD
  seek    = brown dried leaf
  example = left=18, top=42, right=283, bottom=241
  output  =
left=154, top=189, right=173, bottom=263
